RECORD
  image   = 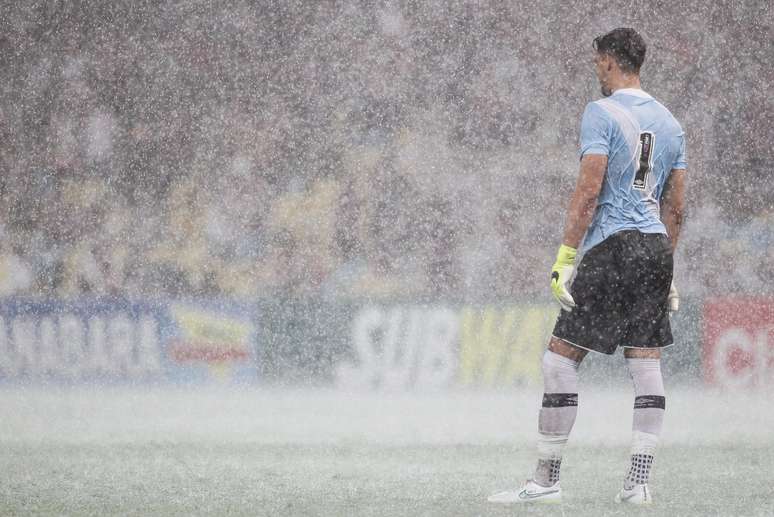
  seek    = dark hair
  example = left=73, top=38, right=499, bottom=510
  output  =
left=593, top=28, right=646, bottom=73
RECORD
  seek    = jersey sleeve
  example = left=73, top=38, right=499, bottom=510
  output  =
left=672, top=131, right=687, bottom=169
left=579, top=102, right=611, bottom=157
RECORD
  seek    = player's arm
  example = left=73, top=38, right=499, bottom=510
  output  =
left=561, top=154, right=608, bottom=248
left=660, top=168, right=686, bottom=252
left=550, top=154, right=607, bottom=311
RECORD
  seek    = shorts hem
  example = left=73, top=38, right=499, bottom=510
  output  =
left=620, top=342, right=675, bottom=349
left=551, top=335, right=674, bottom=354
left=550, top=334, right=615, bottom=355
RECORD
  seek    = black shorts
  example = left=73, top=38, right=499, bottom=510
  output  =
left=552, top=230, right=673, bottom=355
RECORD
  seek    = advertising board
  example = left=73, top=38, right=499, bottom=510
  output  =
left=335, top=304, right=557, bottom=390
left=703, top=298, right=774, bottom=388
left=0, top=299, right=257, bottom=384
left=0, top=299, right=163, bottom=381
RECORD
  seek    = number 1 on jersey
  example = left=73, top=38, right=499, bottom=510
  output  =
left=633, top=131, right=655, bottom=191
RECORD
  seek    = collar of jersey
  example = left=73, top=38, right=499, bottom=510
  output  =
left=612, top=88, right=652, bottom=99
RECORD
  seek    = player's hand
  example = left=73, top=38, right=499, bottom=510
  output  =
left=667, top=281, right=679, bottom=313
left=551, top=244, right=577, bottom=312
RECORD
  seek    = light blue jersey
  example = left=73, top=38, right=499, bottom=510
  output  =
left=579, top=88, right=686, bottom=253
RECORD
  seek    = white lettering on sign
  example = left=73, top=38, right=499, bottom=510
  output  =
left=0, top=312, right=162, bottom=379
left=336, top=306, right=458, bottom=391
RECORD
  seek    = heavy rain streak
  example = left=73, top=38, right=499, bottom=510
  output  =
left=0, top=1, right=771, bottom=516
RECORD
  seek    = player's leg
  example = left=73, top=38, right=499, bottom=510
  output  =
left=488, top=337, right=586, bottom=504
left=616, top=346, right=664, bottom=504
left=488, top=237, right=617, bottom=505
left=615, top=232, right=672, bottom=504
left=533, top=236, right=621, bottom=489
left=533, top=337, right=587, bottom=487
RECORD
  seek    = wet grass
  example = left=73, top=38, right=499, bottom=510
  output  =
left=1, top=442, right=772, bottom=516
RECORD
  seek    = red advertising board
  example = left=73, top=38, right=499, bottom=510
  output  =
left=703, top=298, right=774, bottom=388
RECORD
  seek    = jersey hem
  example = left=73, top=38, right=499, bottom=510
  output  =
left=582, top=226, right=667, bottom=253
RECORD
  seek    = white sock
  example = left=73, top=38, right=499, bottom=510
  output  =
left=625, top=357, right=665, bottom=488
left=535, top=350, right=579, bottom=486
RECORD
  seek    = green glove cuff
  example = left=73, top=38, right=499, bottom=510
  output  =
left=555, top=244, right=577, bottom=266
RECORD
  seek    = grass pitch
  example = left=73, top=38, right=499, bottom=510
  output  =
left=0, top=388, right=772, bottom=516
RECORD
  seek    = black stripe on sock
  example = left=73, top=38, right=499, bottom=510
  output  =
left=634, top=395, right=665, bottom=410
left=542, top=393, right=578, bottom=408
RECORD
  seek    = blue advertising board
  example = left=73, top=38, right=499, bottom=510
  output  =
left=0, top=298, right=257, bottom=384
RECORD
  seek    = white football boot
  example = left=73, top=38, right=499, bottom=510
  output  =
left=487, top=479, right=562, bottom=504
left=615, top=483, right=652, bottom=505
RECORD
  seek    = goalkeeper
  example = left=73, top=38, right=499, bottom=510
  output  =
left=489, top=28, right=686, bottom=506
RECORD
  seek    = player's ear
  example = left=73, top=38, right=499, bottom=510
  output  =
left=605, top=55, right=614, bottom=72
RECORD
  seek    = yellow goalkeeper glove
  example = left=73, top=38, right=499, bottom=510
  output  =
left=551, top=244, right=577, bottom=312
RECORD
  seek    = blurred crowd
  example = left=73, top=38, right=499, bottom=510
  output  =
left=0, top=1, right=770, bottom=301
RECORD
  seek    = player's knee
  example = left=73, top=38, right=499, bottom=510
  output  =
left=547, top=336, right=587, bottom=362
left=542, top=350, right=579, bottom=393
left=623, top=347, right=661, bottom=359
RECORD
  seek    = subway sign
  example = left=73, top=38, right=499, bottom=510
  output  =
left=336, top=304, right=557, bottom=391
